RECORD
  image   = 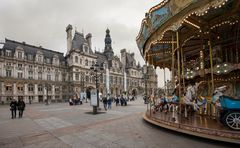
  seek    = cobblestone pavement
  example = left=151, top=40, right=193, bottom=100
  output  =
left=0, top=98, right=238, bottom=148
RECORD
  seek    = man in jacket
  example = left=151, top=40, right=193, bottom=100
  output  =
left=18, top=99, right=25, bottom=118
left=10, top=98, right=17, bottom=119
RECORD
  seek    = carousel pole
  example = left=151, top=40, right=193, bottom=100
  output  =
left=164, top=66, right=166, bottom=95
left=180, top=46, right=187, bottom=118
left=208, top=40, right=214, bottom=94
left=181, top=46, right=185, bottom=93
left=208, top=32, right=215, bottom=118
left=176, top=31, right=182, bottom=116
left=177, top=31, right=181, bottom=96
left=171, top=35, right=175, bottom=87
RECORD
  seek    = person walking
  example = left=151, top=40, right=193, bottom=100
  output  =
left=103, top=96, right=108, bottom=111
left=17, top=99, right=25, bottom=118
left=107, top=96, right=112, bottom=109
left=10, top=98, right=17, bottom=119
left=115, top=95, right=119, bottom=106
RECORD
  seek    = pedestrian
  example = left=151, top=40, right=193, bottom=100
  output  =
left=103, top=96, right=108, bottom=111
left=17, top=98, right=25, bottom=118
left=10, top=98, right=17, bottom=119
left=120, top=95, right=124, bottom=106
left=69, top=98, right=73, bottom=106
left=116, top=95, right=119, bottom=106
left=107, top=96, right=112, bottom=109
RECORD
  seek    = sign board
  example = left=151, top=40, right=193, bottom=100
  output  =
left=80, top=92, right=86, bottom=100
left=90, top=89, right=98, bottom=106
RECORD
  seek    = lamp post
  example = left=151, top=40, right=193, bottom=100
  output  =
left=90, top=62, right=104, bottom=114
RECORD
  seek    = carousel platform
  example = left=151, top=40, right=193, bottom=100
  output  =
left=143, top=110, right=240, bottom=144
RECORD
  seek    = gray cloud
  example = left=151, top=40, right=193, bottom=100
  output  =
left=0, top=0, right=169, bottom=87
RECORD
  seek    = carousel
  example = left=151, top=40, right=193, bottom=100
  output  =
left=136, top=0, right=240, bottom=144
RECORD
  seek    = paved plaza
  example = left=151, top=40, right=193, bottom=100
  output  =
left=0, top=99, right=238, bottom=148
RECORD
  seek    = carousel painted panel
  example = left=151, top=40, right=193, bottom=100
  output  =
left=150, top=6, right=171, bottom=29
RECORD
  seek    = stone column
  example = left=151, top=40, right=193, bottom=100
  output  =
left=52, top=85, right=55, bottom=102
left=24, top=83, right=28, bottom=102
left=1, top=82, right=4, bottom=95
left=13, top=83, right=16, bottom=100
left=0, top=82, right=4, bottom=103
left=34, top=84, right=38, bottom=102
left=60, top=85, right=63, bottom=101
left=43, top=85, right=47, bottom=101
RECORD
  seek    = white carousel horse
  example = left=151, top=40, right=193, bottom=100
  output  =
left=212, top=85, right=227, bottom=107
left=183, top=83, right=207, bottom=111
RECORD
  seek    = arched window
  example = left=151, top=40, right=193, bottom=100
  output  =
left=85, top=59, right=88, bottom=66
left=75, top=56, right=78, bottom=63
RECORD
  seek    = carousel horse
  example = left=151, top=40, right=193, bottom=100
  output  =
left=212, top=85, right=227, bottom=107
left=183, top=83, right=207, bottom=112
left=154, top=94, right=179, bottom=113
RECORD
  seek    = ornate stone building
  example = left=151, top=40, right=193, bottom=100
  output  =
left=0, top=24, right=157, bottom=103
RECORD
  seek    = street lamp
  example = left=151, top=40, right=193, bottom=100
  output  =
left=90, top=62, right=104, bottom=114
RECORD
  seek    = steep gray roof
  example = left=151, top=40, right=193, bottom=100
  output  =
left=95, top=51, right=107, bottom=66
left=2, top=38, right=66, bottom=64
left=72, top=31, right=93, bottom=54
left=125, top=53, right=135, bottom=69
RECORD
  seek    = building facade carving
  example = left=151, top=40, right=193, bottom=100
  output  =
left=0, top=24, right=157, bottom=103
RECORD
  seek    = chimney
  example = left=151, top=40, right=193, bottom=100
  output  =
left=86, top=33, right=92, bottom=49
left=66, top=24, right=73, bottom=55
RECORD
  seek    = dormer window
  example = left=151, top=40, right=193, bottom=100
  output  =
left=38, top=55, right=42, bottom=62
left=28, top=54, right=33, bottom=60
left=54, top=58, right=58, bottom=64
left=46, top=58, right=50, bottom=64
left=6, top=50, right=11, bottom=57
left=18, top=52, right=23, bottom=59
left=75, top=56, right=78, bottom=63
left=84, top=46, right=88, bottom=53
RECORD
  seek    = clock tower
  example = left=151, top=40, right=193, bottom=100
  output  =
left=104, top=28, right=114, bottom=60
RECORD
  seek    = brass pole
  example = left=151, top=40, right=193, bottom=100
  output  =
left=171, top=35, right=175, bottom=87
left=181, top=46, right=185, bottom=92
left=177, top=31, right=181, bottom=97
left=208, top=40, right=214, bottom=94
left=164, top=67, right=166, bottom=95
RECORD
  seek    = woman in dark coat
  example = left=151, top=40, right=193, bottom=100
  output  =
left=18, top=99, right=25, bottom=118
left=10, top=98, right=17, bottom=119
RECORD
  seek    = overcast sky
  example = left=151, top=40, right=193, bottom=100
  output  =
left=0, top=0, right=170, bottom=87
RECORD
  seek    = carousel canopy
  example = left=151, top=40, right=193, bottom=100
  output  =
left=136, top=0, right=240, bottom=69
